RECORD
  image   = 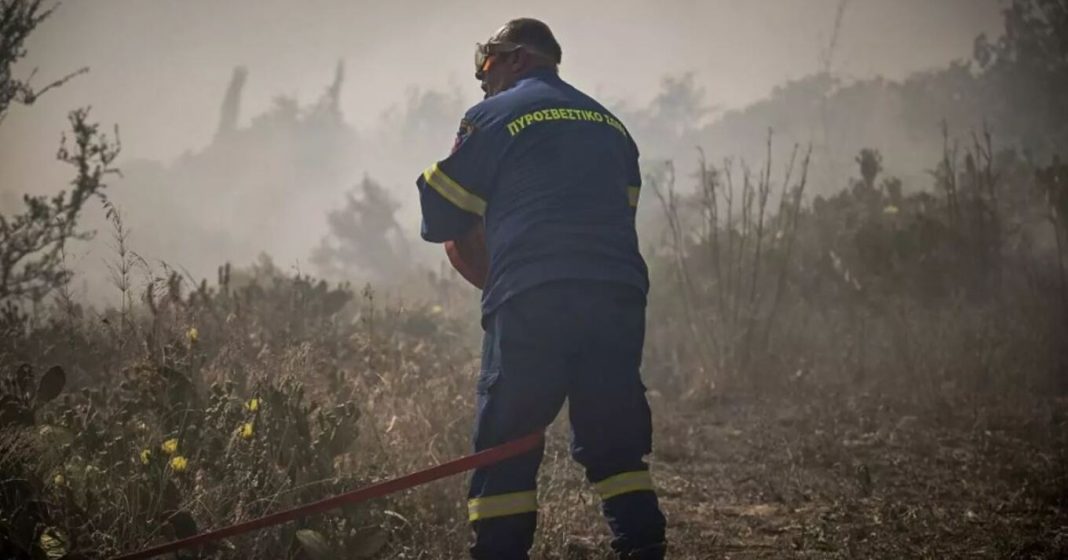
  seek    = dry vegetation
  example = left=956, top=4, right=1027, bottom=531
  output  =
left=2, top=132, right=1065, bottom=559
left=3, top=0, right=1068, bottom=558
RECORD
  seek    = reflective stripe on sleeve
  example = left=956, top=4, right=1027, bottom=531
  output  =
left=593, top=470, right=654, bottom=500
left=468, top=490, right=538, bottom=521
left=423, top=163, right=487, bottom=216
left=627, top=186, right=641, bottom=207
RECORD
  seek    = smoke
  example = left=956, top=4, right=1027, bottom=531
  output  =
left=0, top=0, right=1004, bottom=304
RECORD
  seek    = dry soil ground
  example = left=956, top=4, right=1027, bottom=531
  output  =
left=643, top=390, right=1068, bottom=559
left=520, top=389, right=1067, bottom=559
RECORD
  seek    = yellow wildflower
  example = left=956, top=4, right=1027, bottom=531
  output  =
left=53, top=473, right=65, bottom=487
left=239, top=422, right=254, bottom=439
left=186, top=327, right=199, bottom=343
left=430, top=304, right=444, bottom=315
left=140, top=449, right=152, bottom=464
left=883, top=205, right=900, bottom=215
left=161, top=438, right=179, bottom=455
left=169, top=455, right=188, bottom=472
left=245, top=398, right=261, bottom=412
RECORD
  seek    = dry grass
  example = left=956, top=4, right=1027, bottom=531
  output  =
left=2, top=138, right=1067, bottom=558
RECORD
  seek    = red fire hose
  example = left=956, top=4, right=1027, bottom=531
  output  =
left=111, top=432, right=544, bottom=560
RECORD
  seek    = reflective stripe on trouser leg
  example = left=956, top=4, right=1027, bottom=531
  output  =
left=468, top=490, right=538, bottom=522
left=597, top=472, right=666, bottom=558
left=593, top=470, right=654, bottom=500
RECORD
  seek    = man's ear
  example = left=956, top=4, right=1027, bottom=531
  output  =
left=510, top=50, right=528, bottom=73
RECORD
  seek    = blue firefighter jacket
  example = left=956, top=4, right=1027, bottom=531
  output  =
left=416, top=67, right=648, bottom=316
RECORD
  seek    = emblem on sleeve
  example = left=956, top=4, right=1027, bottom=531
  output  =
left=451, top=118, right=477, bottom=154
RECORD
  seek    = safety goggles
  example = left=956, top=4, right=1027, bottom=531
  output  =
left=474, top=41, right=523, bottom=80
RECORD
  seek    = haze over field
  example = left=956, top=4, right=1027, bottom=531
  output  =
left=0, top=0, right=1004, bottom=301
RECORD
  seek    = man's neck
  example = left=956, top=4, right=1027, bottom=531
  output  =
left=517, top=65, right=559, bottom=82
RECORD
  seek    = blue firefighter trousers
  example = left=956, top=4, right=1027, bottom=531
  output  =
left=467, top=279, right=667, bottom=559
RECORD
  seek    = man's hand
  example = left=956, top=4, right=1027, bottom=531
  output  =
left=445, top=222, right=489, bottom=289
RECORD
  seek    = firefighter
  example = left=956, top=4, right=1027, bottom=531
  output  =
left=415, top=18, right=667, bottom=560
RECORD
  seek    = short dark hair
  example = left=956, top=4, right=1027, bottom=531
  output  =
left=493, top=18, right=562, bottom=64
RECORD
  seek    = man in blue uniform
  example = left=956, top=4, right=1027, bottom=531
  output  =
left=415, top=18, right=667, bottom=560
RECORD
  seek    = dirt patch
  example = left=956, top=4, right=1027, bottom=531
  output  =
left=642, top=391, right=1068, bottom=559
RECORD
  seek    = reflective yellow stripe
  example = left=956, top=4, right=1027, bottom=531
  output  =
left=423, top=163, right=487, bottom=216
left=627, top=186, right=641, bottom=207
left=594, top=470, right=654, bottom=500
left=468, top=490, right=538, bottom=521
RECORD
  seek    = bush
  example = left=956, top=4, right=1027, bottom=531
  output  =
left=644, top=135, right=1067, bottom=398
left=0, top=256, right=478, bottom=559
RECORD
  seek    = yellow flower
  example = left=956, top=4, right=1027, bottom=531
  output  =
left=430, top=304, right=444, bottom=315
left=161, top=438, right=179, bottom=455
left=245, top=398, right=261, bottom=412
left=53, top=473, right=65, bottom=487
left=186, top=327, right=199, bottom=343
left=883, top=205, right=900, bottom=215
left=169, top=455, right=188, bottom=472
left=140, top=449, right=152, bottom=464
left=239, top=422, right=254, bottom=439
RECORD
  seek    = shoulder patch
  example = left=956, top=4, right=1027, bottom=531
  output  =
left=451, top=118, right=477, bottom=154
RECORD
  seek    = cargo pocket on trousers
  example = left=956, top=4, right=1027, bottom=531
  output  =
left=476, top=369, right=500, bottom=395
left=473, top=369, right=501, bottom=450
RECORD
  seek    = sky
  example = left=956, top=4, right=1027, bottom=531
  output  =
left=1, top=0, right=1003, bottom=192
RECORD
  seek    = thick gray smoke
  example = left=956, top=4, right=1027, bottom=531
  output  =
left=0, top=0, right=1003, bottom=304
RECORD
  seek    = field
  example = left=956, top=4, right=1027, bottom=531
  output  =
left=650, top=392, right=1067, bottom=558
left=1, top=236, right=1065, bottom=559
left=3, top=120, right=1068, bottom=560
